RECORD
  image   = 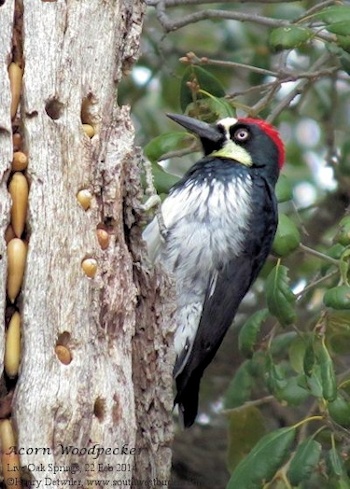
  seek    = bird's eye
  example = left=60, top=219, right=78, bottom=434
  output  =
left=233, top=128, right=250, bottom=142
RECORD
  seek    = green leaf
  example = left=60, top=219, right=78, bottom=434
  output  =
left=289, top=335, right=307, bottom=374
left=328, top=393, right=350, bottom=427
left=226, top=427, right=296, bottom=489
left=338, top=478, right=350, bottom=489
left=269, top=26, right=313, bottom=51
left=327, top=446, right=345, bottom=477
left=337, top=35, right=350, bottom=54
left=275, top=174, right=293, bottom=203
left=198, top=96, right=236, bottom=120
left=144, top=131, right=190, bottom=162
left=325, top=309, right=350, bottom=354
left=316, top=6, right=350, bottom=24
left=303, top=338, right=315, bottom=377
left=320, top=243, right=344, bottom=276
left=226, top=406, right=266, bottom=473
left=326, top=21, right=350, bottom=36
left=327, top=41, right=350, bottom=74
left=316, top=339, right=337, bottom=402
left=302, top=365, right=323, bottom=398
left=339, top=247, right=350, bottom=285
left=238, top=309, right=269, bottom=358
left=150, top=162, right=179, bottom=195
left=224, top=361, right=254, bottom=409
left=185, top=96, right=235, bottom=123
left=266, top=264, right=297, bottom=326
left=287, top=438, right=322, bottom=486
left=246, top=351, right=266, bottom=378
left=324, top=285, right=350, bottom=310
left=266, top=355, right=287, bottom=396
left=276, top=375, right=310, bottom=406
left=339, top=141, right=350, bottom=174
left=325, top=243, right=346, bottom=261
left=272, top=214, right=301, bottom=257
left=270, top=331, right=298, bottom=356
left=338, top=49, right=350, bottom=75
left=180, top=65, right=226, bottom=113
left=214, top=98, right=235, bottom=118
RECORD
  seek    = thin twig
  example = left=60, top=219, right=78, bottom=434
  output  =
left=147, top=0, right=298, bottom=6
left=151, top=0, right=336, bottom=42
left=194, top=56, right=338, bottom=82
left=299, top=243, right=339, bottom=266
left=155, top=8, right=292, bottom=33
left=158, top=144, right=199, bottom=161
left=296, top=0, right=338, bottom=23
left=222, top=395, right=275, bottom=414
left=188, top=56, right=278, bottom=77
left=182, top=54, right=338, bottom=117
left=296, top=270, right=339, bottom=300
left=228, top=82, right=278, bottom=99
left=250, top=81, right=281, bottom=116
left=324, top=71, right=339, bottom=167
left=267, top=52, right=332, bottom=123
left=267, top=78, right=310, bottom=122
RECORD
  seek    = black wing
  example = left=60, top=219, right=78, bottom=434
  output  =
left=175, top=181, right=278, bottom=427
left=175, top=256, right=256, bottom=427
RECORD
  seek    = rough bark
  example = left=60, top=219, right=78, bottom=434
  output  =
left=0, top=0, right=174, bottom=486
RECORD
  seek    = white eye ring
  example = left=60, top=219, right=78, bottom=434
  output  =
left=234, top=128, right=250, bottom=141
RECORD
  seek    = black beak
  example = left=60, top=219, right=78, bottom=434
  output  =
left=167, top=113, right=222, bottom=143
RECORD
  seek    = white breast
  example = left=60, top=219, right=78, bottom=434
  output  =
left=162, top=176, right=253, bottom=270
left=143, top=175, right=253, bottom=359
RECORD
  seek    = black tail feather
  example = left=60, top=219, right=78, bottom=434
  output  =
left=175, top=374, right=201, bottom=428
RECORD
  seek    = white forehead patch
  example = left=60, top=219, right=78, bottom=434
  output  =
left=212, top=117, right=252, bottom=166
left=217, top=117, right=238, bottom=138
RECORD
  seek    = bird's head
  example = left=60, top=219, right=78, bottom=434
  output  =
left=167, top=113, right=285, bottom=176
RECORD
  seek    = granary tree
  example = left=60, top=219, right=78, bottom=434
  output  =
left=0, top=0, right=174, bottom=487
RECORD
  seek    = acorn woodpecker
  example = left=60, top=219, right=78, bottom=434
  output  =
left=143, top=113, right=285, bottom=427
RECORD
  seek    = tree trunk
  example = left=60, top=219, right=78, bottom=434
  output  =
left=0, top=0, right=174, bottom=486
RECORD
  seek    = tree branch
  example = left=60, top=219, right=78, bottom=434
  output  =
left=149, top=0, right=337, bottom=41
left=181, top=53, right=338, bottom=110
left=299, top=243, right=339, bottom=266
left=187, top=53, right=338, bottom=84
left=296, top=270, right=339, bottom=300
left=296, top=0, right=338, bottom=22
left=147, top=0, right=298, bottom=6
left=266, top=52, right=333, bottom=123
left=154, top=6, right=291, bottom=33
left=183, top=54, right=278, bottom=77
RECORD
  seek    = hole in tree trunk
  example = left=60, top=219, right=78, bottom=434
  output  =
left=56, top=331, right=71, bottom=346
left=45, top=98, right=64, bottom=120
left=81, top=94, right=99, bottom=136
left=93, top=397, right=106, bottom=421
left=55, top=332, right=73, bottom=365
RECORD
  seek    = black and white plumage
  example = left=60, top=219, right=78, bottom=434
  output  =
left=143, top=114, right=285, bottom=427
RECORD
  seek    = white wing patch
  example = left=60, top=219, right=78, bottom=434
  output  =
left=208, top=270, right=219, bottom=298
left=173, top=301, right=202, bottom=376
